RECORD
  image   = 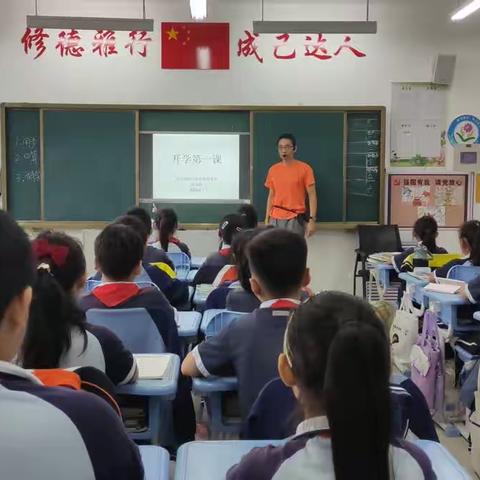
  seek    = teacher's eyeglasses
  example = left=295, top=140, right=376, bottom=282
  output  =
left=278, top=145, right=294, bottom=150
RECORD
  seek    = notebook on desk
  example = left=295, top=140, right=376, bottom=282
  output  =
left=424, top=278, right=465, bottom=295
left=134, top=355, right=170, bottom=380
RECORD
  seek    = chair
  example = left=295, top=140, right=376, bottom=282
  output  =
left=449, top=265, right=480, bottom=283
left=167, top=252, right=191, bottom=281
left=139, top=445, right=170, bottom=480
left=354, top=225, right=402, bottom=298
left=205, top=310, right=246, bottom=339
left=86, top=308, right=166, bottom=354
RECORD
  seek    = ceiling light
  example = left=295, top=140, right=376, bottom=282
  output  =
left=27, top=15, right=154, bottom=31
left=451, top=0, right=480, bottom=21
left=190, top=0, right=207, bottom=20
left=253, top=21, right=377, bottom=34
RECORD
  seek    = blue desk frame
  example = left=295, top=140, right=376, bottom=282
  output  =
left=117, top=354, right=180, bottom=445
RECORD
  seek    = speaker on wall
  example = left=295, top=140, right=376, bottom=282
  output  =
left=432, top=54, right=457, bottom=85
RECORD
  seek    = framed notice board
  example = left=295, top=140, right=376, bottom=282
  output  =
left=388, top=173, right=469, bottom=228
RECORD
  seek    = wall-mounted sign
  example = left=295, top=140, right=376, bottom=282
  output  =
left=448, top=114, right=480, bottom=146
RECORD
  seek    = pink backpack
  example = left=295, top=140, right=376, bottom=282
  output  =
left=410, top=310, right=445, bottom=414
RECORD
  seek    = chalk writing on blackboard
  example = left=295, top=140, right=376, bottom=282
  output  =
left=13, top=136, right=40, bottom=184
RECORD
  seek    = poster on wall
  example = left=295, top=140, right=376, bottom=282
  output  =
left=388, top=174, right=468, bottom=227
left=390, top=84, right=447, bottom=168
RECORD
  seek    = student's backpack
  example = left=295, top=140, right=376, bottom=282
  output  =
left=410, top=310, right=445, bottom=414
left=390, top=292, right=422, bottom=373
left=469, top=363, right=480, bottom=475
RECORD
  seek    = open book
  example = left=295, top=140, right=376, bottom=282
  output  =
left=424, top=278, right=465, bottom=295
left=134, top=355, right=171, bottom=380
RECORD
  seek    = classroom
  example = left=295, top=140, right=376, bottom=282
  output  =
left=1, top=0, right=480, bottom=478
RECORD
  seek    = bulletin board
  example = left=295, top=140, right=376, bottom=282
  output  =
left=388, top=174, right=468, bottom=228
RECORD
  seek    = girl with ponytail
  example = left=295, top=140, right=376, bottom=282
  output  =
left=20, top=232, right=137, bottom=386
left=153, top=208, right=191, bottom=258
left=228, top=292, right=435, bottom=480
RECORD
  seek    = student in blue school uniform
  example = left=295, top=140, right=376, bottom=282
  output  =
left=126, top=206, right=175, bottom=268
left=227, top=292, right=435, bottom=480
left=79, top=222, right=196, bottom=443
left=182, top=228, right=310, bottom=418
left=0, top=210, right=143, bottom=480
left=192, top=213, right=246, bottom=285
left=205, top=228, right=263, bottom=311
left=153, top=208, right=192, bottom=258
left=393, top=215, right=447, bottom=272
left=92, top=215, right=189, bottom=308
left=433, top=220, right=480, bottom=279
left=20, top=232, right=137, bottom=386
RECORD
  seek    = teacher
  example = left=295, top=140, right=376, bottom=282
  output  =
left=264, top=133, right=317, bottom=237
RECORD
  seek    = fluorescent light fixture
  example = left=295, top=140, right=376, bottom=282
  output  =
left=27, top=15, right=154, bottom=31
left=253, top=20, right=377, bottom=34
left=451, top=0, right=480, bottom=20
left=190, top=0, right=207, bottom=20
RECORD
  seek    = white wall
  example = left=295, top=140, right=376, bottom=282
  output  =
left=3, top=0, right=480, bottom=293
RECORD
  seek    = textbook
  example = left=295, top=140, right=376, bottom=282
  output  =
left=134, top=355, right=170, bottom=380
left=423, top=280, right=465, bottom=295
left=367, top=252, right=401, bottom=264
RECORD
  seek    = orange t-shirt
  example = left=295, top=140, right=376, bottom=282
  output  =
left=265, top=160, right=315, bottom=220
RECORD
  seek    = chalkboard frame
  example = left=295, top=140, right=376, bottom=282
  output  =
left=1, top=103, right=385, bottom=229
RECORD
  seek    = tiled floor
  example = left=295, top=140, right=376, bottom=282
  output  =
left=438, top=428, right=477, bottom=478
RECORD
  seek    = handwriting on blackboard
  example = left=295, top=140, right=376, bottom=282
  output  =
left=13, top=136, right=40, bottom=184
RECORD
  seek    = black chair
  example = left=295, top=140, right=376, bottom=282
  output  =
left=354, top=225, right=402, bottom=298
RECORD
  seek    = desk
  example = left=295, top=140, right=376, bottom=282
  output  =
left=399, top=272, right=428, bottom=306
left=174, top=439, right=469, bottom=480
left=139, top=446, right=170, bottom=480
left=422, top=290, right=480, bottom=333
left=117, top=354, right=180, bottom=444
left=177, top=311, right=202, bottom=339
left=367, top=262, right=394, bottom=300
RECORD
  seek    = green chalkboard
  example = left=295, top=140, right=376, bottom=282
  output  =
left=346, top=112, right=381, bottom=222
left=6, top=109, right=41, bottom=220
left=43, top=110, right=136, bottom=221
left=253, top=112, right=345, bottom=222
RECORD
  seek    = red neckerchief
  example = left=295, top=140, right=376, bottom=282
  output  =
left=219, top=266, right=238, bottom=284
left=92, top=283, right=141, bottom=307
left=219, top=247, right=231, bottom=257
left=270, top=300, right=300, bottom=310
left=170, top=237, right=181, bottom=246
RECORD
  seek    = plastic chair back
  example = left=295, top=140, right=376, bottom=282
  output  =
left=449, top=265, right=480, bottom=283
left=357, top=225, right=402, bottom=256
left=136, top=266, right=152, bottom=283
left=167, top=252, right=191, bottom=276
left=86, top=308, right=165, bottom=353
left=85, top=279, right=160, bottom=294
left=205, top=310, right=246, bottom=339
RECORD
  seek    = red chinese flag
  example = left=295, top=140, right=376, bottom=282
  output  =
left=162, top=22, right=229, bottom=70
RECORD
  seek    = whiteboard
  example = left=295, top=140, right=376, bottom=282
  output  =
left=152, top=134, right=240, bottom=201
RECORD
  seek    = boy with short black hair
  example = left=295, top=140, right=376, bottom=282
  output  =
left=0, top=210, right=143, bottom=479
left=192, top=213, right=245, bottom=285
left=182, top=228, right=309, bottom=418
left=81, top=223, right=180, bottom=353
left=126, top=206, right=175, bottom=268
left=91, top=215, right=188, bottom=308
left=80, top=223, right=195, bottom=443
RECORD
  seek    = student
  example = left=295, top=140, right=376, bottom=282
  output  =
left=80, top=223, right=180, bottom=353
left=20, top=232, right=137, bottom=386
left=238, top=203, right=258, bottom=229
left=126, top=206, right=175, bottom=268
left=227, top=292, right=435, bottom=480
left=93, top=215, right=188, bottom=308
left=79, top=223, right=196, bottom=443
left=153, top=208, right=191, bottom=258
left=182, top=228, right=309, bottom=418
left=205, top=228, right=263, bottom=311
left=0, top=210, right=143, bottom=480
left=434, top=220, right=480, bottom=279
left=192, top=213, right=245, bottom=285
left=393, top=215, right=447, bottom=272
